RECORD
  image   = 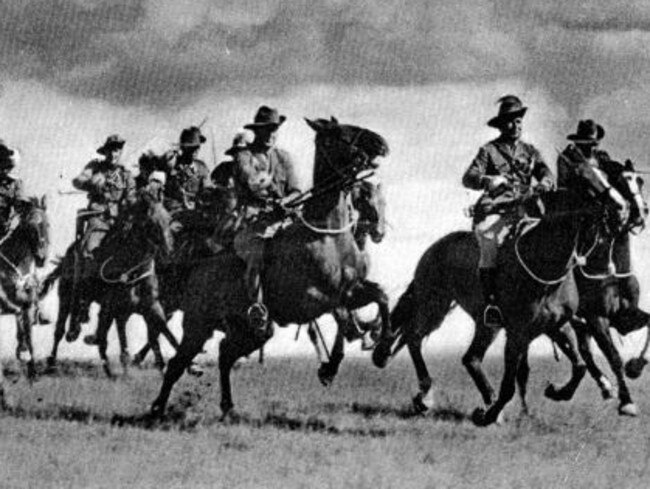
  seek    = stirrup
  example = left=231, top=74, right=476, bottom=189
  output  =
left=247, top=302, right=269, bottom=330
left=483, top=304, right=503, bottom=327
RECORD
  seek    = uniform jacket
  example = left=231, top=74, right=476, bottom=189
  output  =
left=462, top=137, right=554, bottom=217
left=233, top=144, right=300, bottom=208
left=557, top=145, right=613, bottom=192
left=161, top=151, right=210, bottom=214
left=72, top=159, right=136, bottom=217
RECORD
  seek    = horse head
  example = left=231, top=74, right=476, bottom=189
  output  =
left=124, top=195, right=173, bottom=260
left=352, top=177, right=387, bottom=246
left=612, top=159, right=648, bottom=232
left=17, top=195, right=50, bottom=267
left=305, top=117, right=389, bottom=188
left=572, top=160, right=631, bottom=234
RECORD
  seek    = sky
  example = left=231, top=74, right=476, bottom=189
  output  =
left=1, top=0, right=650, bottom=360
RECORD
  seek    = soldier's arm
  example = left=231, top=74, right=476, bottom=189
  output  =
left=556, top=148, right=572, bottom=189
left=462, top=147, right=490, bottom=191
left=72, top=161, right=101, bottom=192
left=124, top=170, right=138, bottom=206
left=277, top=150, right=301, bottom=199
left=531, top=147, right=555, bottom=190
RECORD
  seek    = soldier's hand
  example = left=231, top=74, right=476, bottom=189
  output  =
left=485, top=175, right=508, bottom=192
left=91, top=173, right=106, bottom=188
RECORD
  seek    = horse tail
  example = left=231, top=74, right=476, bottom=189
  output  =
left=391, top=281, right=416, bottom=332
left=39, top=260, right=63, bottom=299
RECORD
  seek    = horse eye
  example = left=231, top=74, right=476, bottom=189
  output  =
left=638, top=177, right=645, bottom=188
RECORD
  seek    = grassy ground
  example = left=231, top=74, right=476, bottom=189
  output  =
left=0, top=354, right=649, bottom=489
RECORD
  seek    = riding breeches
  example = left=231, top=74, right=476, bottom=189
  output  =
left=474, top=214, right=517, bottom=269
left=80, top=216, right=111, bottom=258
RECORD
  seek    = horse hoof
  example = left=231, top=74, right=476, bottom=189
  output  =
left=220, top=402, right=234, bottom=419
left=625, top=357, right=648, bottom=380
left=412, top=391, right=434, bottom=414
left=187, top=365, right=204, bottom=377
left=317, top=363, right=336, bottom=387
left=65, top=329, right=80, bottom=343
left=472, top=407, right=489, bottom=427
left=150, top=402, right=166, bottom=418
left=619, top=403, right=639, bottom=417
left=371, top=343, right=391, bottom=369
left=83, top=335, right=99, bottom=346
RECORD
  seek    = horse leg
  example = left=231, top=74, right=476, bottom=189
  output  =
left=15, top=309, right=36, bottom=380
left=317, top=317, right=344, bottom=387
left=22, top=307, right=36, bottom=380
left=95, top=303, right=115, bottom=379
left=132, top=343, right=150, bottom=367
left=516, top=348, right=530, bottom=416
left=150, top=322, right=213, bottom=417
left=462, top=322, right=499, bottom=406
left=48, top=288, right=72, bottom=369
left=625, top=324, right=650, bottom=379
left=218, top=328, right=270, bottom=417
left=543, top=324, right=588, bottom=401
left=115, top=312, right=130, bottom=377
left=590, top=316, right=638, bottom=416
left=407, top=332, right=435, bottom=413
left=307, top=322, right=324, bottom=363
left=575, top=325, right=613, bottom=400
left=473, top=332, right=527, bottom=427
left=342, top=280, right=392, bottom=368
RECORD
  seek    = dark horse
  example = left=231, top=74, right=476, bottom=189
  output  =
left=373, top=163, right=627, bottom=426
left=151, top=117, right=392, bottom=416
left=0, top=196, right=50, bottom=387
left=543, top=159, right=650, bottom=415
left=42, top=195, right=179, bottom=377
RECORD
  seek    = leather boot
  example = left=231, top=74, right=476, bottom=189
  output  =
left=479, top=268, right=503, bottom=327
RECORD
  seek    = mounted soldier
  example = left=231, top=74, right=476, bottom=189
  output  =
left=211, top=131, right=251, bottom=188
left=71, top=134, right=136, bottom=326
left=160, top=126, right=211, bottom=216
left=462, top=95, right=554, bottom=327
left=0, top=141, right=35, bottom=315
left=232, top=106, right=301, bottom=329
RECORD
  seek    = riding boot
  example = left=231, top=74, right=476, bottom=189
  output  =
left=479, top=268, right=503, bottom=327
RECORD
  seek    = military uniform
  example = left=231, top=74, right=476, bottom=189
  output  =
left=232, top=106, right=301, bottom=328
left=0, top=175, right=27, bottom=233
left=73, top=158, right=136, bottom=256
left=161, top=151, right=211, bottom=215
left=557, top=145, right=613, bottom=192
left=462, top=95, right=554, bottom=326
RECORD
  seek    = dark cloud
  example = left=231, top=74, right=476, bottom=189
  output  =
left=1, top=0, right=650, bottom=118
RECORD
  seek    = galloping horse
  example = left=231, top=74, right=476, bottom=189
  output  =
left=373, top=162, right=627, bottom=426
left=42, top=195, right=179, bottom=377
left=0, top=196, right=50, bottom=383
left=544, top=159, right=650, bottom=415
left=151, top=117, right=392, bottom=416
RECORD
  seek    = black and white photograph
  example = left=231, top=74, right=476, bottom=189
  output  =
left=1, top=1, right=650, bottom=488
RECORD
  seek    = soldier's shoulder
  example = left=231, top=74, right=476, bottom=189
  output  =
left=85, top=158, right=105, bottom=170
left=519, top=140, right=542, bottom=154
left=272, top=146, right=294, bottom=165
left=233, top=148, right=254, bottom=165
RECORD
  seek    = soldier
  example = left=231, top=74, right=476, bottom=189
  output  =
left=557, top=120, right=615, bottom=192
left=72, top=134, right=136, bottom=323
left=161, top=126, right=211, bottom=216
left=232, top=106, right=301, bottom=329
left=0, top=142, right=32, bottom=314
left=210, top=131, right=251, bottom=188
left=462, top=95, right=554, bottom=327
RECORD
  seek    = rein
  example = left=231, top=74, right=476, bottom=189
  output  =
left=99, top=255, right=154, bottom=286
left=298, top=212, right=359, bottom=235
left=514, top=216, right=582, bottom=286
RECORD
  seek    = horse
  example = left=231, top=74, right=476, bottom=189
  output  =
left=0, top=196, right=50, bottom=384
left=150, top=116, right=392, bottom=416
left=372, top=163, right=627, bottom=426
left=543, top=158, right=650, bottom=415
left=42, top=193, right=179, bottom=377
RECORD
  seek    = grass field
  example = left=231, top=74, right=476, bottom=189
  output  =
left=1, top=353, right=650, bottom=489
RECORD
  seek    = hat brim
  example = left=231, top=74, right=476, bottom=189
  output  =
left=97, top=141, right=125, bottom=155
left=567, top=125, right=605, bottom=144
left=487, top=107, right=528, bottom=128
left=225, top=147, right=245, bottom=156
left=180, top=135, right=207, bottom=148
left=244, top=115, right=286, bottom=130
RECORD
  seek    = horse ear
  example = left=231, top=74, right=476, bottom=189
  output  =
left=40, top=194, right=47, bottom=209
left=305, top=118, right=322, bottom=132
left=625, top=159, right=635, bottom=171
left=330, top=116, right=339, bottom=125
